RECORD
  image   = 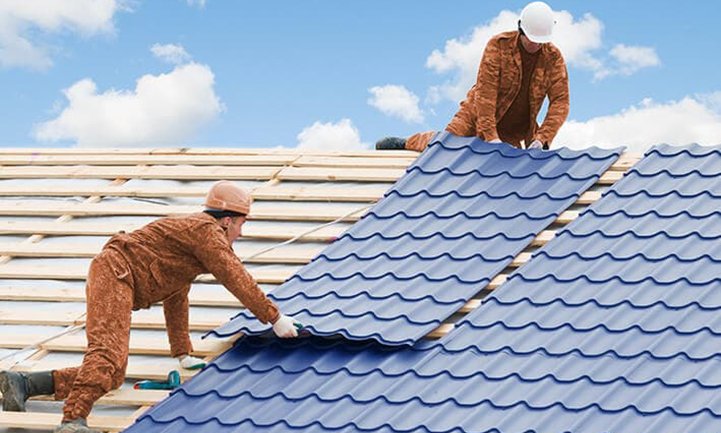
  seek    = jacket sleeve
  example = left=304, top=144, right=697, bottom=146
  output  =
left=472, top=36, right=503, bottom=142
left=191, top=224, right=281, bottom=325
left=535, top=51, right=570, bottom=145
left=162, top=287, right=193, bottom=358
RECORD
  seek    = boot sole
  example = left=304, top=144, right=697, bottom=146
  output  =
left=0, top=371, right=27, bottom=412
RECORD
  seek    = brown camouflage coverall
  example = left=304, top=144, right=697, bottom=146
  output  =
left=406, top=30, right=569, bottom=151
left=52, top=212, right=280, bottom=421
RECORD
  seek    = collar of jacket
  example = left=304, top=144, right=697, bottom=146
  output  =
left=498, top=30, right=555, bottom=69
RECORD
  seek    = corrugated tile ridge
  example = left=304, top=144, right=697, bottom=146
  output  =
left=404, top=164, right=606, bottom=181
left=491, top=283, right=721, bottom=311
left=433, top=135, right=625, bottom=161
left=536, top=246, right=721, bottom=263
left=343, top=229, right=537, bottom=243
left=367, top=207, right=565, bottom=220
left=647, top=143, right=721, bottom=158
left=141, top=394, right=721, bottom=429
left=476, top=297, right=721, bottom=335
left=385, top=185, right=583, bottom=201
left=451, top=322, right=721, bottom=361
left=512, top=266, right=721, bottom=286
left=563, top=227, right=721, bottom=241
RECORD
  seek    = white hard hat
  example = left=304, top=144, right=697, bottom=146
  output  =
left=519, top=1, right=555, bottom=43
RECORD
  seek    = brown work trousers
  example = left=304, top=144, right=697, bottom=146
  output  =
left=52, top=250, right=132, bottom=421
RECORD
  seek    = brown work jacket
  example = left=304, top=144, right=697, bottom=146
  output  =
left=406, top=30, right=570, bottom=151
left=101, top=212, right=280, bottom=357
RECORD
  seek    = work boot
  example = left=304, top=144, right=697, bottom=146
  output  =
left=0, top=370, right=54, bottom=412
left=375, top=136, right=407, bottom=150
left=53, top=418, right=100, bottom=433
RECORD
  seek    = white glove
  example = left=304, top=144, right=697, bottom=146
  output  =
left=272, top=314, right=300, bottom=338
left=489, top=138, right=503, bottom=144
left=177, top=354, right=206, bottom=370
left=528, top=140, right=544, bottom=150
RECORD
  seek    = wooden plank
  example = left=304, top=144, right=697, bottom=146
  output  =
left=0, top=263, right=296, bottom=284
left=17, top=359, right=198, bottom=381
left=42, top=334, right=231, bottom=357
left=0, top=184, right=390, bottom=202
left=92, top=388, right=168, bottom=406
left=609, top=152, right=642, bottom=171
left=252, top=185, right=388, bottom=202
left=510, top=252, right=532, bottom=267
left=0, top=309, right=226, bottom=332
left=488, top=274, right=507, bottom=290
left=0, top=165, right=279, bottom=180
left=0, top=148, right=186, bottom=155
left=0, top=241, right=325, bottom=265
left=557, top=210, right=579, bottom=224
left=0, top=285, right=243, bottom=307
left=293, top=155, right=415, bottom=169
left=0, top=412, right=132, bottom=432
left=577, top=190, right=602, bottom=205
left=427, top=324, right=454, bottom=339
left=0, top=309, right=81, bottom=327
left=28, top=388, right=169, bottom=406
left=532, top=230, right=555, bottom=246
left=0, top=332, right=50, bottom=349
left=598, top=170, right=623, bottom=184
left=0, top=154, right=297, bottom=166
left=459, top=299, right=482, bottom=313
left=0, top=148, right=417, bottom=157
left=0, top=201, right=369, bottom=222
left=0, top=220, right=347, bottom=241
left=278, top=166, right=407, bottom=182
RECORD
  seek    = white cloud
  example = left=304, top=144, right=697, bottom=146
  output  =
left=609, top=44, right=661, bottom=76
left=426, top=10, right=517, bottom=103
left=0, top=0, right=122, bottom=70
left=426, top=8, right=659, bottom=102
left=34, top=62, right=224, bottom=147
left=368, top=85, right=424, bottom=123
left=187, top=0, right=207, bottom=8
left=151, top=43, right=192, bottom=65
left=555, top=93, right=721, bottom=152
left=296, top=118, right=368, bottom=151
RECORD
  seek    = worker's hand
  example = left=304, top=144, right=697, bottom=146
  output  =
left=528, top=140, right=544, bottom=150
left=177, top=354, right=207, bottom=370
left=272, top=314, right=300, bottom=338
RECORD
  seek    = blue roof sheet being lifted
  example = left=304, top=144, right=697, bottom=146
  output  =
left=125, top=143, right=721, bottom=433
left=210, top=133, right=622, bottom=345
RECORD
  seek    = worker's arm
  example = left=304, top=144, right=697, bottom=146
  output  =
left=535, top=51, right=570, bottom=145
left=162, top=287, right=193, bottom=358
left=471, top=35, right=503, bottom=142
left=192, top=223, right=280, bottom=325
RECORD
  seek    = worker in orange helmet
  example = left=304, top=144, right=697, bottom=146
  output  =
left=377, top=1, right=569, bottom=152
left=0, top=181, right=300, bottom=433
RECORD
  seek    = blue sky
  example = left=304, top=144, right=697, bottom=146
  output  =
left=1, top=0, right=720, bottom=151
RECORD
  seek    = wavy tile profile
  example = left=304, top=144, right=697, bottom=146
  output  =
left=209, top=133, right=621, bottom=345
left=126, top=144, right=721, bottom=433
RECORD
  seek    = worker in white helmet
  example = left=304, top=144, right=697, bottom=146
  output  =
left=0, top=181, right=301, bottom=433
left=377, top=1, right=569, bottom=152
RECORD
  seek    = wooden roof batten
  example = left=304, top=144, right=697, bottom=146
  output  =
left=0, top=148, right=411, bottom=430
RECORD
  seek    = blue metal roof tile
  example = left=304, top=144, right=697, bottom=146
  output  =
left=208, top=133, right=621, bottom=345
left=125, top=144, right=721, bottom=433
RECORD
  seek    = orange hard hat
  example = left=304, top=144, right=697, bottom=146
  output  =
left=204, top=181, right=252, bottom=215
